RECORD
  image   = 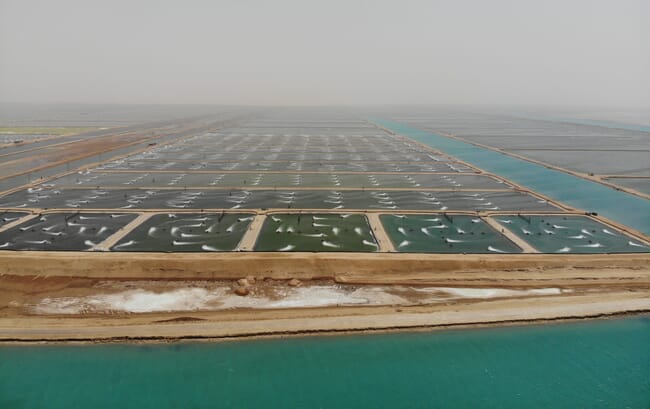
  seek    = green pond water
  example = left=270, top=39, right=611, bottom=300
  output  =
left=381, top=214, right=521, bottom=253
left=496, top=215, right=650, bottom=253
left=373, top=119, right=650, bottom=236
left=0, top=317, right=648, bottom=408
left=255, top=213, right=378, bottom=252
left=112, top=213, right=253, bottom=252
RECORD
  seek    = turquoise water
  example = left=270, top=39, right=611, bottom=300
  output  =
left=1, top=317, right=648, bottom=408
left=373, top=119, right=650, bottom=236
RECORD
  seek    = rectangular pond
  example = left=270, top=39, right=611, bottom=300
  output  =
left=112, top=213, right=254, bottom=252
left=255, top=213, right=378, bottom=252
left=0, top=188, right=557, bottom=212
left=0, top=212, right=137, bottom=251
left=495, top=215, right=650, bottom=253
left=381, top=214, right=522, bottom=253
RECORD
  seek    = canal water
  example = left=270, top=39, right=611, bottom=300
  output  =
left=1, top=317, right=648, bottom=408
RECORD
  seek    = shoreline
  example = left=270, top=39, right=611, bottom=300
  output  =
left=4, top=312, right=647, bottom=347
left=3, top=309, right=648, bottom=346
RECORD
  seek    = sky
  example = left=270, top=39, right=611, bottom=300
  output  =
left=0, top=0, right=648, bottom=107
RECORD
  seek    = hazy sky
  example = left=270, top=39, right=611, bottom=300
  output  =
left=1, top=0, right=648, bottom=107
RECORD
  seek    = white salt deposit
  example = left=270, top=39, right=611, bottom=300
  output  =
left=32, top=285, right=568, bottom=315
left=34, top=288, right=220, bottom=314
left=34, top=286, right=372, bottom=314
left=265, top=287, right=368, bottom=308
left=429, top=287, right=564, bottom=299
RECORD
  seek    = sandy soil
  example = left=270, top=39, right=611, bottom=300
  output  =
left=0, top=251, right=648, bottom=345
left=0, top=132, right=158, bottom=180
left=2, top=251, right=648, bottom=285
left=0, top=276, right=571, bottom=315
left=0, top=266, right=648, bottom=343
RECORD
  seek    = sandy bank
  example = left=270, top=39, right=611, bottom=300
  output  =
left=1, top=251, right=648, bottom=344
left=1, top=252, right=649, bottom=287
left=1, top=291, right=648, bottom=343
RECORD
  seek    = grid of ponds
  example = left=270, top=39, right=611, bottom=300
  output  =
left=95, top=160, right=472, bottom=173
left=0, top=188, right=555, bottom=212
left=255, top=213, right=378, bottom=252
left=49, top=172, right=509, bottom=190
left=112, top=213, right=254, bottom=252
left=0, top=213, right=137, bottom=251
left=381, top=214, right=522, bottom=253
left=1, top=111, right=646, bottom=253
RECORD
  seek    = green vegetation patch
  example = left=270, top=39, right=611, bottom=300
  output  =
left=112, top=213, right=254, bottom=252
left=496, top=215, right=650, bottom=253
left=381, top=214, right=522, bottom=253
left=255, top=213, right=378, bottom=252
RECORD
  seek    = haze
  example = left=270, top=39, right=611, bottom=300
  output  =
left=1, top=0, right=648, bottom=107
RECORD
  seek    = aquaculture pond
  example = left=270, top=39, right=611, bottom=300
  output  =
left=0, top=211, right=28, bottom=228
left=50, top=171, right=506, bottom=190
left=255, top=213, right=378, bottom=252
left=112, top=213, right=254, bottom=252
left=381, top=214, right=522, bottom=253
left=604, top=177, right=650, bottom=195
left=97, top=159, right=473, bottom=173
left=507, top=149, right=650, bottom=176
left=0, top=188, right=557, bottom=212
left=496, top=215, right=650, bottom=253
left=0, top=212, right=136, bottom=251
